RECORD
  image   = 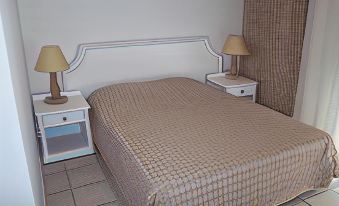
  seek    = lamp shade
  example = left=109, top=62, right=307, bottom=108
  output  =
left=35, top=45, right=69, bottom=72
left=223, top=35, right=250, bottom=56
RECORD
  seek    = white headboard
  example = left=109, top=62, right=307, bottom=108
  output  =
left=62, top=36, right=222, bottom=97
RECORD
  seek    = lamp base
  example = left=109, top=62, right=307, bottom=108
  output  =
left=225, top=74, right=238, bottom=80
left=44, top=96, right=68, bottom=104
left=225, top=55, right=239, bottom=80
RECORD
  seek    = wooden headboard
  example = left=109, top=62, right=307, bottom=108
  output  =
left=62, top=36, right=222, bottom=97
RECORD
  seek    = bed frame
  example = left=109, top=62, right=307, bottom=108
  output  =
left=62, top=36, right=223, bottom=97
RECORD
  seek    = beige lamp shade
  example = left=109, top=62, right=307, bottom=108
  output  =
left=223, top=35, right=250, bottom=56
left=35, top=45, right=69, bottom=72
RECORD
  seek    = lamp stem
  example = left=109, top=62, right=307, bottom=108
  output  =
left=50, top=72, right=61, bottom=99
left=230, top=55, right=238, bottom=76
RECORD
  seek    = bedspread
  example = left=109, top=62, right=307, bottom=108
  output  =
left=88, top=77, right=338, bottom=206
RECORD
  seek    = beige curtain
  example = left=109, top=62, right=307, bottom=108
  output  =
left=240, top=0, right=309, bottom=116
left=294, top=0, right=339, bottom=147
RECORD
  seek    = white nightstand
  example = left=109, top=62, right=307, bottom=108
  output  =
left=206, top=72, right=258, bottom=102
left=33, top=91, right=94, bottom=164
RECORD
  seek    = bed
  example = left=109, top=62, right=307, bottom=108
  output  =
left=61, top=36, right=338, bottom=205
left=88, top=77, right=338, bottom=206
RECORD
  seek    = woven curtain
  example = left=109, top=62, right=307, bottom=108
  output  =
left=240, top=0, right=309, bottom=116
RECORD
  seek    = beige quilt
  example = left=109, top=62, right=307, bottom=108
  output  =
left=88, top=77, right=338, bottom=206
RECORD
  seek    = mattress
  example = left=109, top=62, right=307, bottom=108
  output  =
left=88, top=77, right=338, bottom=206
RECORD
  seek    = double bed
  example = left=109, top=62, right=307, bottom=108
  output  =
left=62, top=37, right=338, bottom=205
left=88, top=77, right=338, bottom=206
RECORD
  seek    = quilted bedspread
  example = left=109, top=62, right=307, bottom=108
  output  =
left=88, top=77, right=338, bottom=206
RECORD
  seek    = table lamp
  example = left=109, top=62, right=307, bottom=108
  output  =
left=223, top=35, right=250, bottom=79
left=35, top=45, right=69, bottom=104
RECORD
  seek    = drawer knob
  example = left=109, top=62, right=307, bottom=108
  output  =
left=241, top=90, right=245, bottom=94
left=62, top=117, right=67, bottom=121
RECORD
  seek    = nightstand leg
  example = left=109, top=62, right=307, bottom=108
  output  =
left=37, top=117, right=49, bottom=164
left=253, top=85, right=257, bottom=102
left=85, top=110, right=94, bottom=153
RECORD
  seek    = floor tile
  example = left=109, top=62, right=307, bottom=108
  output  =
left=43, top=161, right=65, bottom=175
left=64, top=154, right=97, bottom=170
left=67, top=163, right=105, bottom=188
left=329, top=178, right=339, bottom=189
left=332, top=186, right=339, bottom=194
left=304, top=190, right=339, bottom=206
left=73, top=181, right=116, bottom=206
left=99, top=201, right=120, bottom=206
left=46, top=190, right=75, bottom=206
left=293, top=202, right=308, bottom=206
left=298, top=188, right=327, bottom=200
left=279, top=197, right=303, bottom=206
left=45, top=171, right=70, bottom=195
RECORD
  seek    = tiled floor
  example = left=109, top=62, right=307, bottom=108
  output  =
left=43, top=154, right=339, bottom=206
left=43, top=155, right=119, bottom=206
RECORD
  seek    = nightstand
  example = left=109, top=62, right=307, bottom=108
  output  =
left=32, top=91, right=94, bottom=164
left=206, top=72, right=258, bottom=102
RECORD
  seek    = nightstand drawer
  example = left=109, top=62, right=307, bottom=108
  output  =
left=42, top=110, right=85, bottom=127
left=226, top=86, right=255, bottom=97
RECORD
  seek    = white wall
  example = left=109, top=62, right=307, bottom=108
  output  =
left=293, top=0, right=316, bottom=120
left=17, top=0, right=244, bottom=93
left=0, top=0, right=44, bottom=205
